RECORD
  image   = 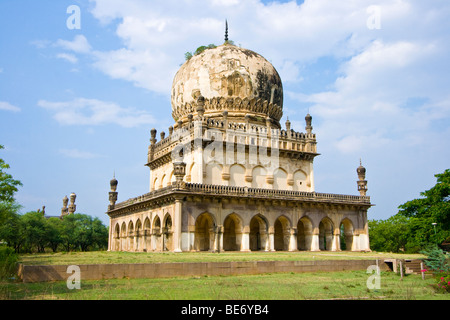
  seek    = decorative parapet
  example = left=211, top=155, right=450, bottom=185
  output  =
left=147, top=116, right=318, bottom=169
left=107, top=183, right=372, bottom=215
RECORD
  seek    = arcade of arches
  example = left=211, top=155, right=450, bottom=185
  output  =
left=110, top=209, right=366, bottom=252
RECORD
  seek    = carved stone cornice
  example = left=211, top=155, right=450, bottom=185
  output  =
left=172, top=97, right=283, bottom=126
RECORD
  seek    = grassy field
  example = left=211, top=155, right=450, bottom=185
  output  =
left=3, top=250, right=447, bottom=301
left=1, top=269, right=448, bottom=300
left=18, top=250, right=426, bottom=266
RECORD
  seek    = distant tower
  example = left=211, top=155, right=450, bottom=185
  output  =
left=109, top=174, right=118, bottom=211
left=305, top=113, right=313, bottom=134
left=68, top=192, right=77, bottom=214
left=357, top=160, right=368, bottom=196
left=61, top=195, right=69, bottom=217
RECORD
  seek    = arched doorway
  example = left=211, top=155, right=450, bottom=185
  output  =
left=319, top=218, right=334, bottom=251
left=274, top=216, right=290, bottom=251
left=163, top=214, right=173, bottom=251
left=114, top=223, right=120, bottom=251
left=195, top=213, right=215, bottom=251
left=249, top=214, right=268, bottom=251
left=120, top=222, right=127, bottom=251
left=143, top=217, right=151, bottom=252
left=297, top=216, right=313, bottom=251
left=152, top=216, right=162, bottom=251
left=223, top=213, right=243, bottom=251
left=135, top=219, right=142, bottom=251
left=340, top=218, right=354, bottom=251
left=128, top=221, right=134, bottom=251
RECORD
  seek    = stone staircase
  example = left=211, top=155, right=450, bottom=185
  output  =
left=403, top=259, right=429, bottom=275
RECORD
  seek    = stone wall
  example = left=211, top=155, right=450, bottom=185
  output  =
left=17, top=259, right=389, bottom=283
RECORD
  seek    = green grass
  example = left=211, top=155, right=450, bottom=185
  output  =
left=6, top=251, right=446, bottom=300
left=18, top=250, right=426, bottom=266
left=1, top=270, right=448, bottom=300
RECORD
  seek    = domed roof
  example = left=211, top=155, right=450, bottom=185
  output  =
left=171, top=43, right=283, bottom=126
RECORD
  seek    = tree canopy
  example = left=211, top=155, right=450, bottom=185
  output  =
left=0, top=145, right=22, bottom=203
left=0, top=144, right=108, bottom=253
left=369, top=169, right=450, bottom=253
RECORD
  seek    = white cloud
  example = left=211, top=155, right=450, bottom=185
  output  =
left=298, top=37, right=450, bottom=155
left=30, top=39, right=51, bottom=49
left=55, top=35, right=92, bottom=54
left=56, top=53, right=78, bottom=64
left=37, top=98, right=155, bottom=128
left=92, top=48, right=177, bottom=94
left=81, top=0, right=450, bottom=159
left=0, top=101, right=21, bottom=112
left=59, top=148, right=103, bottom=159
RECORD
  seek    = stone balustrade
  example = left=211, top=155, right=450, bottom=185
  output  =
left=110, top=182, right=371, bottom=212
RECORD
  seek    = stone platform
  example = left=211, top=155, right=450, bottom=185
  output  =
left=17, top=259, right=389, bottom=283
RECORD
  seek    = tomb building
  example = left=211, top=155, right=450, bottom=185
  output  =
left=106, top=34, right=372, bottom=253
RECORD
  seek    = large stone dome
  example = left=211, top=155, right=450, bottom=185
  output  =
left=171, top=43, right=283, bottom=127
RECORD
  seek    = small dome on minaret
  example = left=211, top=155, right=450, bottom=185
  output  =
left=357, top=159, right=366, bottom=179
left=110, top=174, right=118, bottom=192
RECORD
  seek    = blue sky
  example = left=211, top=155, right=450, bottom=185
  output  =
left=1, top=0, right=449, bottom=227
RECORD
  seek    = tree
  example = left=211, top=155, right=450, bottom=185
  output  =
left=60, top=213, right=108, bottom=252
left=369, top=215, right=411, bottom=253
left=0, top=201, right=23, bottom=252
left=46, top=217, right=63, bottom=252
left=0, top=145, right=22, bottom=203
left=398, top=169, right=450, bottom=247
left=21, top=211, right=50, bottom=253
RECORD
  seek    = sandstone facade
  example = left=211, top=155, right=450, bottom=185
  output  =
left=106, top=42, right=372, bottom=253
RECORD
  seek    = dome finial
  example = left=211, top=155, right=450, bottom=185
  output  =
left=225, top=19, right=229, bottom=42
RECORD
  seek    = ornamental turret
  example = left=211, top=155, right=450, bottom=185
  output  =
left=357, top=160, right=368, bottom=196
left=109, top=174, right=118, bottom=210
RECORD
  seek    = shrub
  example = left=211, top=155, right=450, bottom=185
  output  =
left=0, top=246, right=19, bottom=280
left=420, top=244, right=449, bottom=273
left=420, top=244, right=450, bottom=294
left=435, top=272, right=450, bottom=293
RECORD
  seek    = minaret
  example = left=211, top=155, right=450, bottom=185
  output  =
left=61, top=195, right=69, bottom=217
left=148, top=128, right=157, bottom=163
left=357, top=160, right=368, bottom=196
left=68, top=192, right=77, bottom=214
left=109, top=174, right=118, bottom=211
left=305, top=113, right=312, bottom=134
left=285, top=117, right=291, bottom=131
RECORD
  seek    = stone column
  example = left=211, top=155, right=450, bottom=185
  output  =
left=216, top=225, right=224, bottom=252
left=268, top=226, right=275, bottom=251
left=186, top=225, right=196, bottom=252
left=109, top=219, right=114, bottom=251
left=173, top=197, right=183, bottom=252
left=353, top=231, right=361, bottom=252
left=288, top=228, right=298, bottom=251
left=360, top=210, right=371, bottom=251
left=332, top=229, right=340, bottom=252
left=241, top=226, right=250, bottom=252
left=310, top=230, right=320, bottom=251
